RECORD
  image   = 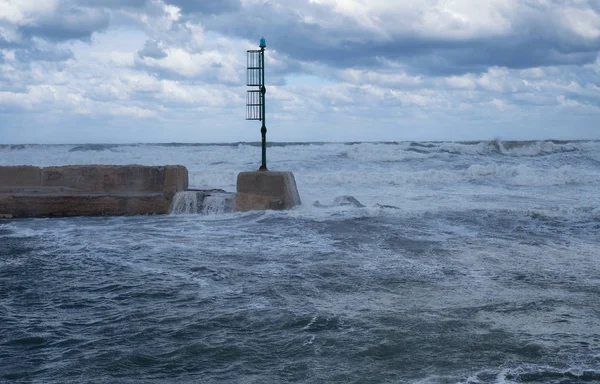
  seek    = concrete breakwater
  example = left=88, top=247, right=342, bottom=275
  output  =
left=235, top=171, right=301, bottom=212
left=0, top=165, right=188, bottom=218
left=0, top=166, right=301, bottom=218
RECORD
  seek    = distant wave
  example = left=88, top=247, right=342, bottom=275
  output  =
left=464, top=164, right=597, bottom=185
left=153, top=142, right=329, bottom=148
left=332, top=140, right=595, bottom=165
left=469, top=366, right=600, bottom=384
left=409, top=142, right=437, bottom=148
left=304, top=164, right=600, bottom=186
left=338, top=139, right=586, bottom=158
left=0, top=144, right=29, bottom=151
left=436, top=139, right=582, bottom=157
left=68, top=144, right=120, bottom=152
left=0, top=139, right=596, bottom=151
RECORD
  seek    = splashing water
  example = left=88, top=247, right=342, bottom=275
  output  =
left=170, top=190, right=235, bottom=215
left=201, top=194, right=235, bottom=215
left=170, top=191, right=199, bottom=214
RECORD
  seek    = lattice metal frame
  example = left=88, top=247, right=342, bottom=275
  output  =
left=246, top=50, right=263, bottom=86
left=246, top=90, right=262, bottom=120
left=246, top=38, right=268, bottom=171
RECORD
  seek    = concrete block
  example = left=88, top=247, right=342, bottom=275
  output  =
left=163, top=166, right=189, bottom=197
left=0, top=193, right=171, bottom=218
left=41, top=165, right=188, bottom=196
left=0, top=166, right=42, bottom=188
left=235, top=171, right=301, bottom=212
left=0, top=165, right=188, bottom=218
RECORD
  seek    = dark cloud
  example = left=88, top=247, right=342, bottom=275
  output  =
left=371, top=36, right=600, bottom=76
left=563, top=93, right=600, bottom=107
left=133, top=61, right=243, bottom=86
left=163, top=0, right=241, bottom=14
left=197, top=0, right=600, bottom=75
left=15, top=47, right=74, bottom=63
left=0, top=36, right=21, bottom=50
left=19, top=6, right=110, bottom=42
left=138, top=39, right=167, bottom=59
left=75, top=0, right=149, bottom=7
left=0, top=82, right=28, bottom=94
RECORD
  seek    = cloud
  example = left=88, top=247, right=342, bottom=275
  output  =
left=1, top=0, right=152, bottom=48
left=14, top=46, right=74, bottom=62
left=137, top=39, right=167, bottom=59
left=162, top=0, right=241, bottom=15
left=19, top=6, right=110, bottom=42
left=0, top=0, right=599, bottom=143
left=135, top=45, right=242, bottom=83
left=75, top=0, right=150, bottom=8
left=197, top=0, right=600, bottom=75
left=0, top=0, right=109, bottom=73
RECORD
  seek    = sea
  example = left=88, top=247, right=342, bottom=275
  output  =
left=1, top=140, right=599, bottom=383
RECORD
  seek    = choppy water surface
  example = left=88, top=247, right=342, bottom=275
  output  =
left=1, top=140, right=600, bottom=383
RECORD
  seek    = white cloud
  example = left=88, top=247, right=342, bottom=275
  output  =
left=562, top=6, right=600, bottom=39
left=110, top=105, right=158, bottom=117
left=136, top=47, right=240, bottom=83
left=0, top=0, right=59, bottom=24
left=417, top=0, right=515, bottom=39
left=0, top=0, right=598, bottom=143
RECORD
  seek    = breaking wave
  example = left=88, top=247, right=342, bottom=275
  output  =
left=437, top=139, right=583, bottom=157
left=331, top=140, right=593, bottom=164
left=68, top=144, right=120, bottom=152
left=466, top=366, right=600, bottom=384
left=303, top=164, right=599, bottom=186
left=170, top=190, right=234, bottom=215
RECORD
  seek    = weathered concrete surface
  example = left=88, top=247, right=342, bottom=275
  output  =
left=0, top=166, right=41, bottom=187
left=0, top=193, right=171, bottom=217
left=40, top=165, right=188, bottom=197
left=235, top=171, right=301, bottom=212
left=0, top=165, right=188, bottom=218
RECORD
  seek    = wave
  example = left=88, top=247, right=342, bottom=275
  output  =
left=302, top=164, right=599, bottom=186
left=466, top=366, right=600, bottom=384
left=331, top=140, right=595, bottom=164
left=142, top=139, right=595, bottom=163
left=0, top=139, right=594, bottom=149
left=409, top=141, right=437, bottom=148
left=153, top=141, right=330, bottom=149
left=69, top=144, right=120, bottom=152
left=170, top=190, right=235, bottom=215
left=0, top=144, right=27, bottom=151
left=464, top=164, right=598, bottom=185
left=528, top=206, right=600, bottom=223
left=0, top=144, right=41, bottom=151
left=313, top=195, right=366, bottom=208
left=437, top=139, right=583, bottom=157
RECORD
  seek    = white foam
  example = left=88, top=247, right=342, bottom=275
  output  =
left=200, top=194, right=233, bottom=215
left=465, top=164, right=599, bottom=185
left=170, top=191, right=234, bottom=215
left=170, top=191, right=199, bottom=215
left=436, top=139, right=591, bottom=157
left=1, top=141, right=598, bottom=224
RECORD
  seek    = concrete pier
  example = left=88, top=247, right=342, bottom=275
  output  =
left=235, top=171, right=301, bottom=212
left=0, top=165, right=188, bottom=218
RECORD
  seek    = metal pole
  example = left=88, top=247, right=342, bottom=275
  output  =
left=259, top=45, right=267, bottom=171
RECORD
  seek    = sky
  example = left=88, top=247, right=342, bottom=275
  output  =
left=0, top=0, right=599, bottom=144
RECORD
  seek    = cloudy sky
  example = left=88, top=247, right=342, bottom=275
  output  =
left=1, top=0, right=599, bottom=143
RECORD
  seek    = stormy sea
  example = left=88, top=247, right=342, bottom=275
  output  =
left=1, top=140, right=599, bottom=383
